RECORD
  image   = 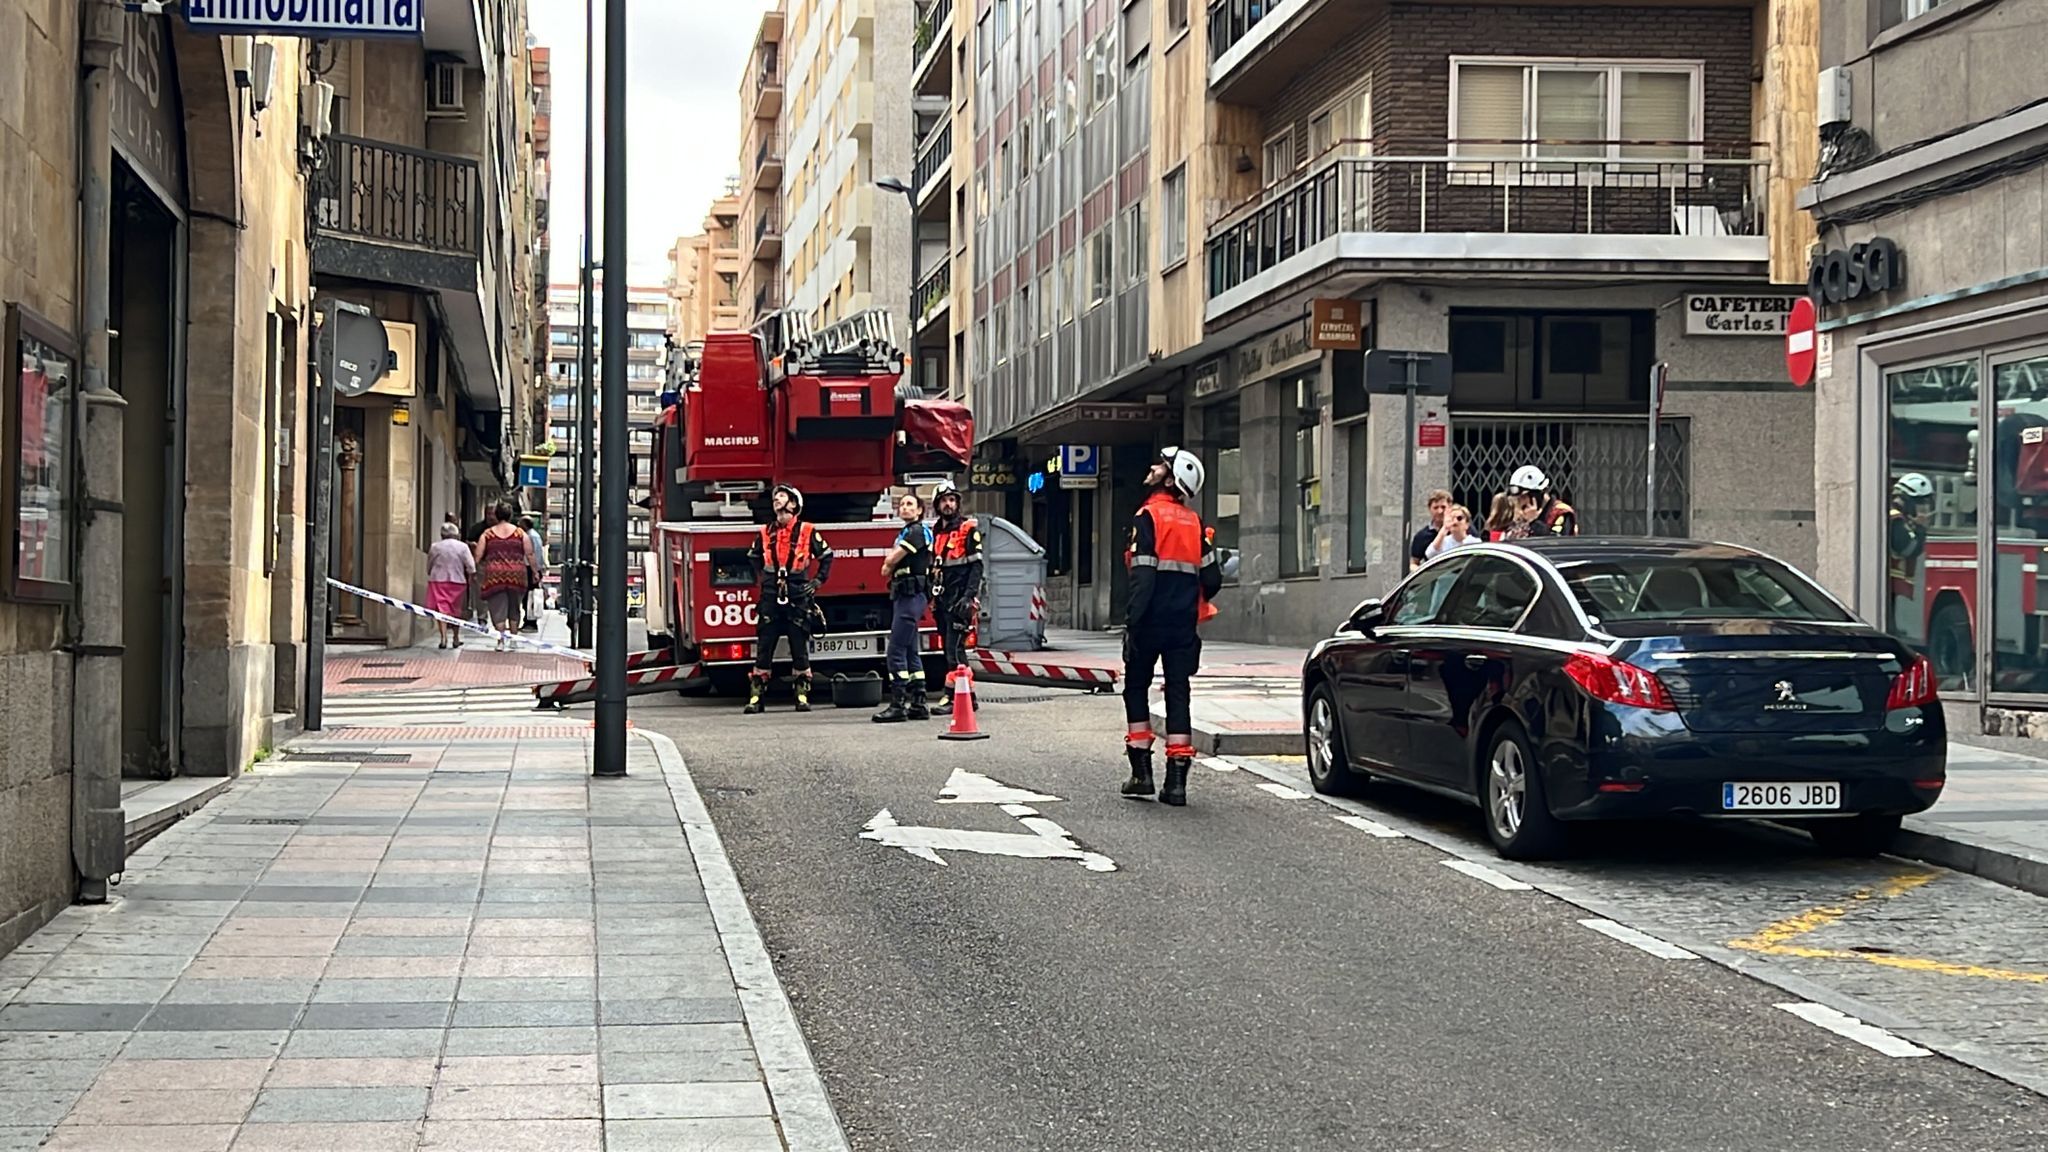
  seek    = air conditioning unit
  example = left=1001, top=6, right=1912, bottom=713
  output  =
left=427, top=62, right=466, bottom=119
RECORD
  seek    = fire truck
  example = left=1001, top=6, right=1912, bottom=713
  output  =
left=639, top=310, right=973, bottom=694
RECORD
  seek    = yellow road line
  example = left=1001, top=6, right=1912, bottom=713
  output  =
left=1729, top=870, right=2048, bottom=984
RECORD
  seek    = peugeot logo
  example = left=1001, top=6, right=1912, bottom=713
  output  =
left=1764, top=680, right=1809, bottom=711
left=1773, top=680, right=1796, bottom=704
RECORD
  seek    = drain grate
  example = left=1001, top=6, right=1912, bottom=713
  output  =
left=342, top=676, right=419, bottom=686
left=243, top=818, right=305, bottom=826
left=362, top=660, right=408, bottom=669
left=280, top=751, right=417, bottom=764
left=979, top=694, right=1064, bottom=706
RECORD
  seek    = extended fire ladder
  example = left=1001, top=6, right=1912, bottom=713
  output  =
left=756, top=308, right=909, bottom=384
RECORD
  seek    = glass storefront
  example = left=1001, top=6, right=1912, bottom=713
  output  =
left=1203, top=397, right=1241, bottom=560
left=1281, top=375, right=1321, bottom=576
left=1884, top=343, right=2048, bottom=698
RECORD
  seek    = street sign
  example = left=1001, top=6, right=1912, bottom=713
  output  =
left=517, top=455, right=550, bottom=489
left=1787, top=297, right=1818, bottom=386
left=858, top=769, right=1117, bottom=871
left=1364, top=349, right=1451, bottom=396
left=1058, top=444, right=1099, bottom=490
left=1417, top=422, right=1447, bottom=449
left=315, top=298, right=390, bottom=398
left=183, top=1, right=424, bottom=38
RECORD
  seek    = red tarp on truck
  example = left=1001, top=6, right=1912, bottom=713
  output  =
left=899, top=399, right=974, bottom=473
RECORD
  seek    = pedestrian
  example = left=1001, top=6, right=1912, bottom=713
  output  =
left=1121, top=446, right=1224, bottom=808
left=521, top=515, right=548, bottom=633
left=1426, top=503, right=1479, bottom=558
left=425, top=522, right=475, bottom=649
left=928, top=480, right=984, bottom=700
left=473, top=502, right=533, bottom=650
left=744, top=485, right=834, bottom=714
left=1410, top=488, right=1452, bottom=571
left=873, top=492, right=934, bottom=723
left=1508, top=465, right=1579, bottom=537
left=1483, top=492, right=1519, bottom=542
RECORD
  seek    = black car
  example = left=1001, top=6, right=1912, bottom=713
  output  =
left=1302, top=538, right=1946, bottom=860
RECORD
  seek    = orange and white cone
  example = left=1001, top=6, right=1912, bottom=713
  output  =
left=937, top=664, right=989, bottom=742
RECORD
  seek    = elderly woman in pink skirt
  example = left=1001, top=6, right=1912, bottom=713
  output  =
left=426, top=521, right=476, bottom=648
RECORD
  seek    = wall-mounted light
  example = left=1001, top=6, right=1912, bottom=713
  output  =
left=250, top=43, right=278, bottom=113
left=300, top=79, right=336, bottom=141
left=231, top=36, right=254, bottom=89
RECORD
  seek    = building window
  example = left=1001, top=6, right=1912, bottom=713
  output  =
left=1308, top=82, right=1372, bottom=161
left=1123, top=202, right=1146, bottom=285
left=1448, top=310, right=1651, bottom=411
left=1886, top=0, right=1949, bottom=26
left=1204, top=398, right=1241, bottom=566
left=994, top=299, right=1010, bottom=365
left=1017, top=282, right=1033, bottom=349
left=1168, top=0, right=1189, bottom=34
left=1450, top=58, right=1700, bottom=161
left=1346, top=421, right=1369, bottom=573
left=1060, top=251, right=1078, bottom=323
left=1088, top=230, right=1113, bottom=308
left=1262, top=129, right=1294, bottom=185
left=1037, top=271, right=1054, bottom=338
left=1161, top=165, right=1188, bottom=268
left=1280, top=376, right=1322, bottom=576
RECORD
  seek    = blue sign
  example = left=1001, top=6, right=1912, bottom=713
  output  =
left=517, top=461, right=549, bottom=489
left=1059, top=445, right=1099, bottom=478
left=1026, top=473, right=1045, bottom=495
left=184, top=1, right=424, bottom=38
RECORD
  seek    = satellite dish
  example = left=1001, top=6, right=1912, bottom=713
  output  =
left=316, top=298, right=391, bottom=398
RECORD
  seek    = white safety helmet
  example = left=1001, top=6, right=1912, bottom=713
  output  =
left=1159, top=446, right=1205, bottom=500
left=771, top=484, right=804, bottom=515
left=1893, top=472, right=1934, bottom=501
left=1508, top=464, right=1550, bottom=496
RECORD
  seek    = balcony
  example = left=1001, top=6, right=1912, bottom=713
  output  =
left=913, top=120, right=951, bottom=204
left=753, top=132, right=784, bottom=190
left=749, top=59, right=782, bottom=120
left=1204, top=145, right=1771, bottom=334
left=1207, top=0, right=1372, bottom=104
left=312, top=135, right=503, bottom=409
left=753, top=283, right=784, bottom=317
left=913, top=0, right=951, bottom=96
left=913, top=257, right=950, bottom=332
left=752, top=210, right=783, bottom=261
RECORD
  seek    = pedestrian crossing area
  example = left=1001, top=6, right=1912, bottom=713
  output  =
left=320, top=685, right=549, bottom=726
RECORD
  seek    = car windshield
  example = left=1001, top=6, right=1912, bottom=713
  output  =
left=1556, top=555, right=1851, bottom=623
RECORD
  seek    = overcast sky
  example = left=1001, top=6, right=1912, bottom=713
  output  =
left=530, top=0, right=771, bottom=288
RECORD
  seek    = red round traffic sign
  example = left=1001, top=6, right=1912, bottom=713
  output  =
left=1786, top=296, right=1817, bottom=387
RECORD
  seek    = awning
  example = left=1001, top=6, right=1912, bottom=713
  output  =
left=1010, top=401, right=1181, bottom=449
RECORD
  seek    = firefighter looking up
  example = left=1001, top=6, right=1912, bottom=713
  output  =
left=1508, top=464, right=1579, bottom=537
left=1890, top=472, right=1934, bottom=609
left=1122, top=446, right=1224, bottom=808
left=874, top=492, right=936, bottom=723
left=744, top=484, right=834, bottom=715
left=929, top=480, right=985, bottom=694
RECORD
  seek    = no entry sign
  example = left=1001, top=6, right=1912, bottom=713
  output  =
left=1786, top=297, right=1818, bottom=387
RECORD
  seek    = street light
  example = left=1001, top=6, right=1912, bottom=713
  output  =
left=876, top=176, right=921, bottom=398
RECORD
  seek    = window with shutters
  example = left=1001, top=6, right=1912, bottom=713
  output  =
left=1308, top=82, right=1373, bottom=161
left=1449, top=58, right=1701, bottom=164
left=1262, top=130, right=1295, bottom=186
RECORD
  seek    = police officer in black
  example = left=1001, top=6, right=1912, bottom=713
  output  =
left=928, top=481, right=984, bottom=698
left=874, top=493, right=935, bottom=723
left=744, top=485, right=834, bottom=714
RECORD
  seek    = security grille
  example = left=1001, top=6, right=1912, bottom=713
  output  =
left=1451, top=415, right=1691, bottom=537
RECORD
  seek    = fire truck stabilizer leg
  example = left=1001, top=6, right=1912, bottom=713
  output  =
left=793, top=670, right=813, bottom=713
left=743, top=670, right=771, bottom=715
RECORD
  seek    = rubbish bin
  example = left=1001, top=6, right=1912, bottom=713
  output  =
left=975, top=516, right=1047, bottom=651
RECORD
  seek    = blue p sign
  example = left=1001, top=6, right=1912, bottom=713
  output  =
left=1060, top=445, right=1098, bottom=477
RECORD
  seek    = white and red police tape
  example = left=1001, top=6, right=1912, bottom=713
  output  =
left=969, top=649, right=1118, bottom=689
left=324, top=577, right=594, bottom=664
left=533, top=661, right=707, bottom=707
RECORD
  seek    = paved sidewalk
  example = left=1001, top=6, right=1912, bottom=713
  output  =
left=0, top=718, right=843, bottom=1151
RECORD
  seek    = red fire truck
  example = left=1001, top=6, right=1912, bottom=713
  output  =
left=640, top=311, right=973, bottom=694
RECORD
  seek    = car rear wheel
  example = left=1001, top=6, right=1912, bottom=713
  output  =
left=1481, top=723, right=1567, bottom=860
left=1806, top=813, right=1902, bottom=857
left=1304, top=684, right=1366, bottom=796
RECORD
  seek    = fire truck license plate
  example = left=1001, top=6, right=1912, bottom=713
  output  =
left=812, top=636, right=880, bottom=657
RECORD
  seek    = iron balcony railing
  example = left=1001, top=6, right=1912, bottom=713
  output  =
left=1209, top=0, right=1285, bottom=64
left=914, top=0, right=953, bottom=65
left=315, top=135, right=483, bottom=258
left=749, top=58, right=782, bottom=115
left=913, top=120, right=952, bottom=196
left=755, top=131, right=784, bottom=170
left=754, top=284, right=784, bottom=316
left=753, top=209, right=782, bottom=246
left=913, top=257, right=950, bottom=329
left=1206, top=141, right=1768, bottom=299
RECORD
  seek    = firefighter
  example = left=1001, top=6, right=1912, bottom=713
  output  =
left=1508, top=464, right=1579, bottom=537
left=743, top=484, right=834, bottom=714
left=929, top=480, right=985, bottom=698
left=1890, top=472, right=1933, bottom=610
left=1122, top=446, right=1224, bottom=808
left=874, top=492, right=935, bottom=723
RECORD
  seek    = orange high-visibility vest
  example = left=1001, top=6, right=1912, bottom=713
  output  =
left=760, top=521, right=818, bottom=577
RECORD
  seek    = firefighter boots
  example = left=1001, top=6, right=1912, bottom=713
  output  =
left=1160, top=755, right=1192, bottom=807
left=906, top=677, right=931, bottom=721
left=742, top=672, right=769, bottom=715
left=792, top=672, right=813, bottom=713
left=1120, top=746, right=1156, bottom=799
left=871, top=681, right=907, bottom=724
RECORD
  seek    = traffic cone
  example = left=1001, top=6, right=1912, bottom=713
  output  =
left=937, top=664, right=988, bottom=742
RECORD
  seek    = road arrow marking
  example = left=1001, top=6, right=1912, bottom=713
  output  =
left=937, top=769, right=1062, bottom=806
left=860, top=808, right=1116, bottom=872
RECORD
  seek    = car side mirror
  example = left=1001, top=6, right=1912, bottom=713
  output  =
left=1344, top=598, right=1385, bottom=634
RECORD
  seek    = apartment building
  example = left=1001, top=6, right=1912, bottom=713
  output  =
left=782, top=0, right=915, bottom=330
left=669, top=190, right=746, bottom=343
left=544, top=283, right=671, bottom=587
left=741, top=9, right=789, bottom=326
left=1802, top=0, right=2048, bottom=735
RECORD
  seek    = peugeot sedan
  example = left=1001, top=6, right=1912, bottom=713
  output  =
left=1302, top=539, right=1946, bottom=859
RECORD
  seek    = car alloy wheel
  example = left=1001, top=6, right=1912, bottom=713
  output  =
left=1303, top=683, right=1364, bottom=795
left=1488, top=740, right=1527, bottom=841
left=1308, top=696, right=1337, bottom=780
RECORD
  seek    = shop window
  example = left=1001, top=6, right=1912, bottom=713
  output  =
left=1280, top=375, right=1322, bottom=576
left=1204, top=398, right=1241, bottom=563
left=1449, top=309, right=1651, bottom=412
left=1077, top=488, right=1096, bottom=586
left=1991, top=348, right=2048, bottom=694
left=1346, top=421, right=1369, bottom=572
left=1884, top=356, right=1978, bottom=692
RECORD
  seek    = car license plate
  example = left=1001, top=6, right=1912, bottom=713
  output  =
left=811, top=635, right=878, bottom=657
left=1722, top=782, right=1841, bottom=811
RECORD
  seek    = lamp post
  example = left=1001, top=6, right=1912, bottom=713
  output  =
left=876, top=176, right=919, bottom=397
left=593, top=0, right=630, bottom=776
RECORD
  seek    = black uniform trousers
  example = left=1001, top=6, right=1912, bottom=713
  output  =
left=753, top=595, right=813, bottom=673
left=1123, top=629, right=1201, bottom=734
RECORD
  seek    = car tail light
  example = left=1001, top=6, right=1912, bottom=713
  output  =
left=1564, top=652, right=1676, bottom=712
left=1887, top=654, right=1938, bottom=710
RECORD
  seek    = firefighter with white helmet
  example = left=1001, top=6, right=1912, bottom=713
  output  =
left=1508, top=464, right=1579, bottom=537
left=1120, top=446, right=1224, bottom=807
left=743, top=484, right=834, bottom=714
left=928, top=480, right=984, bottom=700
left=1889, top=472, right=1934, bottom=611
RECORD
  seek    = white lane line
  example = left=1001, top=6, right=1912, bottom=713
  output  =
left=1775, top=1002, right=1930, bottom=1058
left=1333, top=814, right=1404, bottom=839
left=1197, top=756, right=1237, bottom=772
left=1255, top=782, right=1310, bottom=800
left=1578, top=918, right=1698, bottom=960
left=999, top=804, right=1038, bottom=818
left=1441, top=859, right=1533, bottom=891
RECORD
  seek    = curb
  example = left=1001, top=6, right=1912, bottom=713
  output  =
left=637, top=729, right=852, bottom=1152
left=1893, top=818, right=2048, bottom=900
left=123, top=777, right=236, bottom=853
left=1151, top=707, right=1303, bottom=757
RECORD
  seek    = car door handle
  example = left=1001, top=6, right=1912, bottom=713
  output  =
left=1463, top=654, right=1489, bottom=669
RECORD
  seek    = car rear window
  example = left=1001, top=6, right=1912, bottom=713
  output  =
left=1556, top=556, right=1851, bottom=624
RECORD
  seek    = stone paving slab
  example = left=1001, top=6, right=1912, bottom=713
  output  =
left=0, top=724, right=846, bottom=1152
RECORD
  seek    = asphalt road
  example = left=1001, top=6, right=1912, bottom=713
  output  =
left=636, top=684, right=2048, bottom=1152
